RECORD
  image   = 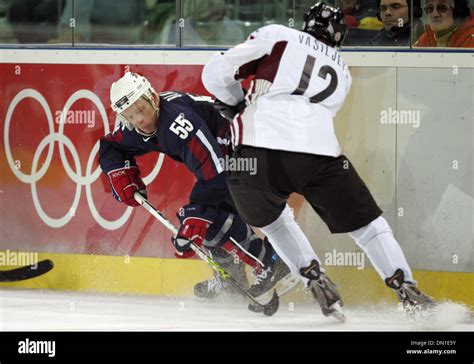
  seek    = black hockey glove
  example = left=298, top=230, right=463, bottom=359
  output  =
left=214, top=99, right=246, bottom=121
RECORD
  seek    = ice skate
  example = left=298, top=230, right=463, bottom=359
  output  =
left=385, top=269, right=436, bottom=312
left=194, top=260, right=249, bottom=299
left=247, top=251, right=299, bottom=307
left=300, top=260, right=345, bottom=322
left=194, top=274, right=225, bottom=299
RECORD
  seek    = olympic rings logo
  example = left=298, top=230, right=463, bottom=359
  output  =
left=4, top=89, right=164, bottom=230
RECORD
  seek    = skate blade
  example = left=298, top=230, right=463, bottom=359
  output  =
left=253, top=273, right=300, bottom=305
left=328, top=302, right=346, bottom=323
left=248, top=290, right=280, bottom=317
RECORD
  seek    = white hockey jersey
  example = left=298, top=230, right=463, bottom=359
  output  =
left=202, top=24, right=352, bottom=157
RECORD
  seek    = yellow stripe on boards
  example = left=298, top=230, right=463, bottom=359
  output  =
left=0, top=252, right=472, bottom=309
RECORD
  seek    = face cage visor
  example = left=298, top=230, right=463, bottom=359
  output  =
left=115, top=88, right=158, bottom=131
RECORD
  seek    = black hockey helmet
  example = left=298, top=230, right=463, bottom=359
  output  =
left=302, top=2, right=348, bottom=48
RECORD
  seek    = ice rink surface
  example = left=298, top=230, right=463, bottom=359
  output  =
left=0, top=289, right=472, bottom=331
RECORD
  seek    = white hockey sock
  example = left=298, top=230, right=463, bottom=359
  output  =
left=259, top=204, right=321, bottom=283
left=348, top=216, right=415, bottom=284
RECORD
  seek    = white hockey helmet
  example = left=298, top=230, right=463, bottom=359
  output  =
left=110, top=72, right=155, bottom=114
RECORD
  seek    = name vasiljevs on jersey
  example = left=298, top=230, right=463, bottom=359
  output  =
left=203, top=24, right=352, bottom=157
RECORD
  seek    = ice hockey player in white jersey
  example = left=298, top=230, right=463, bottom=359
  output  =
left=202, top=2, right=435, bottom=320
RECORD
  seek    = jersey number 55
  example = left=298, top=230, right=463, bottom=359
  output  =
left=170, top=113, right=194, bottom=139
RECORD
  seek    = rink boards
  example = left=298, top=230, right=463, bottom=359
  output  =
left=0, top=251, right=473, bottom=308
left=0, top=50, right=472, bottom=308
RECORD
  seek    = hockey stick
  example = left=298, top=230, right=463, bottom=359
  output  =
left=0, top=259, right=54, bottom=282
left=133, top=192, right=279, bottom=316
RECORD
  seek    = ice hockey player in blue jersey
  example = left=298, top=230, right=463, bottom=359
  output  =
left=98, top=72, right=296, bottom=307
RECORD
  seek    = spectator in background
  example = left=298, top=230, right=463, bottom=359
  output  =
left=51, top=0, right=146, bottom=44
left=342, top=0, right=383, bottom=45
left=414, top=0, right=473, bottom=47
left=158, top=0, right=244, bottom=46
left=343, top=0, right=383, bottom=30
left=7, top=0, right=63, bottom=43
left=370, top=0, right=424, bottom=45
left=141, top=1, right=175, bottom=44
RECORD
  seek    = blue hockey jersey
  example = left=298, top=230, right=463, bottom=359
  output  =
left=99, top=92, right=231, bottom=206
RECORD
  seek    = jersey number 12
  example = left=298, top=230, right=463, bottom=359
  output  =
left=292, top=55, right=338, bottom=103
